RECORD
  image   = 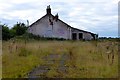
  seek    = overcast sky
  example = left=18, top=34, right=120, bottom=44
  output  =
left=0, top=0, right=118, bottom=37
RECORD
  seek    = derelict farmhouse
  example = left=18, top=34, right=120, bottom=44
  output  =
left=28, top=5, right=98, bottom=40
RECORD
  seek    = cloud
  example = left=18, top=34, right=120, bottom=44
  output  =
left=0, top=0, right=118, bottom=37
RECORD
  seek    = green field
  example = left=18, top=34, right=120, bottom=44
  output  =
left=2, top=39, right=118, bottom=78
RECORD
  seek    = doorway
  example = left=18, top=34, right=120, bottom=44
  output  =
left=72, top=33, right=77, bottom=40
left=79, top=33, right=83, bottom=39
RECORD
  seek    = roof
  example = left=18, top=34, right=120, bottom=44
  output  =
left=57, top=18, right=96, bottom=34
left=29, top=14, right=96, bottom=35
left=29, top=14, right=47, bottom=27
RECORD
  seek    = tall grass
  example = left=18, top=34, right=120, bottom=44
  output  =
left=0, top=40, right=2, bottom=79
left=2, top=39, right=118, bottom=78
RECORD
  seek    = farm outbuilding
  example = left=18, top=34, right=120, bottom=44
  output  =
left=28, top=5, right=98, bottom=40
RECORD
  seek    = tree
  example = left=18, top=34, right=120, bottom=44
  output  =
left=2, top=22, right=28, bottom=40
left=12, top=22, right=28, bottom=36
left=2, top=24, right=11, bottom=40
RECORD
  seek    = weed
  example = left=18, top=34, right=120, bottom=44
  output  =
left=18, top=47, right=31, bottom=57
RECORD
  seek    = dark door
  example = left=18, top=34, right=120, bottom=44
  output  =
left=72, top=33, right=77, bottom=40
left=79, top=33, right=83, bottom=39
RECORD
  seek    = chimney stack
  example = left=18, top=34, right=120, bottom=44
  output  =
left=46, top=5, right=51, bottom=15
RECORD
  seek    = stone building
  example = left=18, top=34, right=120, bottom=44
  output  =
left=28, top=5, right=98, bottom=40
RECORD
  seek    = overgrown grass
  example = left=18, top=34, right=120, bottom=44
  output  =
left=0, top=40, right=2, bottom=79
left=2, top=39, right=118, bottom=78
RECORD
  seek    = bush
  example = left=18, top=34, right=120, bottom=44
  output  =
left=21, top=33, right=67, bottom=41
